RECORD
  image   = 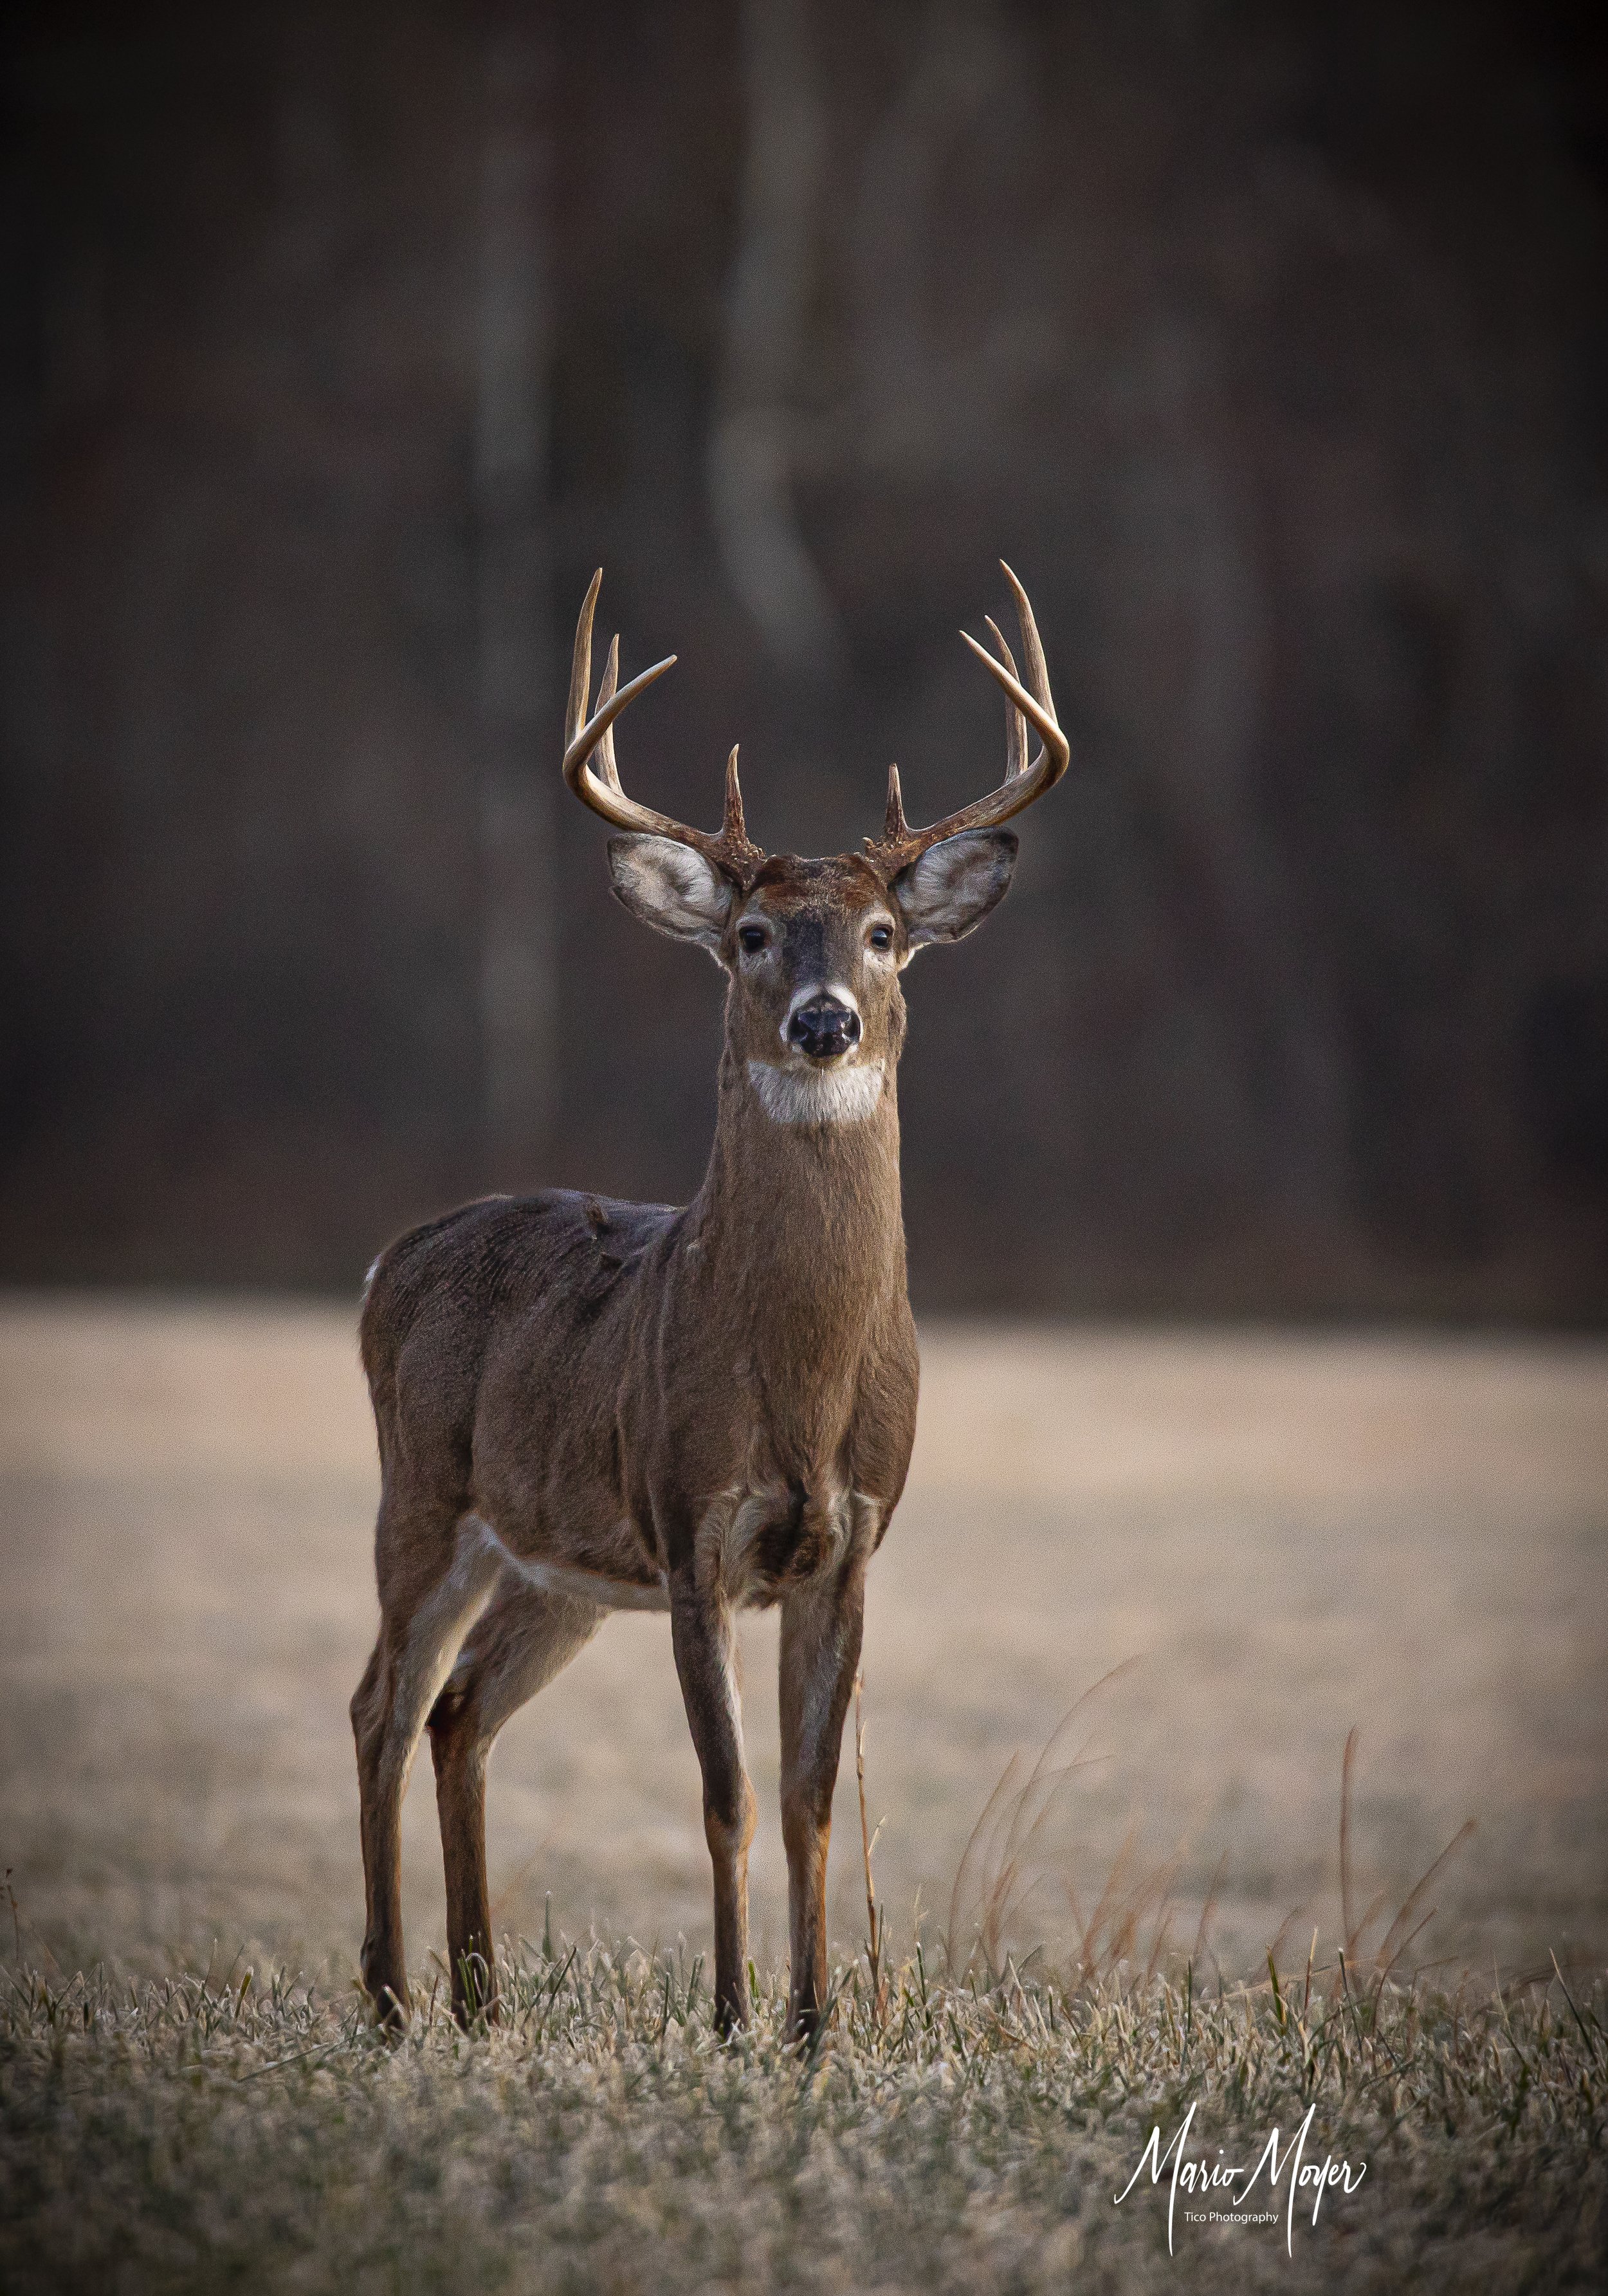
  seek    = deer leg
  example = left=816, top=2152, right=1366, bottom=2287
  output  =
left=669, top=1577, right=755, bottom=2035
left=351, top=1512, right=502, bottom=2026
left=779, top=1563, right=866, bottom=2043
left=427, top=1581, right=603, bottom=2026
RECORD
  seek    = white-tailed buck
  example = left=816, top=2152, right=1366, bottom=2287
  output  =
left=353, top=564, right=1068, bottom=2037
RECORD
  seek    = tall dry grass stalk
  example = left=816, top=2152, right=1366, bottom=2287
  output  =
left=942, top=1675, right=1485, bottom=2007
left=852, top=1671, right=888, bottom=2025
left=1262, top=1727, right=1479, bottom=2006
left=944, top=1657, right=1156, bottom=1980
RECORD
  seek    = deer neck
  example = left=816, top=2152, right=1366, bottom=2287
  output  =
left=688, top=1042, right=908, bottom=1357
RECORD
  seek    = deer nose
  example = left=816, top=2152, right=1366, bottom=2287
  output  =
left=787, top=996, right=861, bottom=1062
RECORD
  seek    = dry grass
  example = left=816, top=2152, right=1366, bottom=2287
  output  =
left=1, top=1296, right=1605, bottom=2287
left=0, top=1940, right=1602, bottom=2293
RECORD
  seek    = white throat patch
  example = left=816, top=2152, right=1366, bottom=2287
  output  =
left=747, top=1059, right=885, bottom=1125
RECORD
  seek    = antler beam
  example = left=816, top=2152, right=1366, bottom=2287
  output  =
left=563, top=570, right=763, bottom=883
left=863, top=562, right=1069, bottom=880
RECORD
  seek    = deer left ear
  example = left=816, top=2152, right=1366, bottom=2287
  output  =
left=892, top=828, right=1018, bottom=953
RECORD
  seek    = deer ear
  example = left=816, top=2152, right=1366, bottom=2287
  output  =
left=607, top=835, right=733, bottom=952
left=892, top=829, right=1018, bottom=953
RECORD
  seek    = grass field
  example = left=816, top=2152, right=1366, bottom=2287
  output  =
left=1, top=1297, right=1605, bottom=2288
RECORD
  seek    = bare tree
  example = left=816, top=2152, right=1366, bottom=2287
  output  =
left=477, top=17, right=554, bottom=1176
left=709, top=0, right=845, bottom=679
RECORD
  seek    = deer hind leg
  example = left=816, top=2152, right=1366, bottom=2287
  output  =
left=351, top=1509, right=502, bottom=2026
left=426, top=1575, right=604, bottom=2026
left=669, top=1576, right=756, bottom=2035
left=779, top=1561, right=866, bottom=2043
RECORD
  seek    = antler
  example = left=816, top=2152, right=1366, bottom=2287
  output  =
left=563, top=571, right=764, bottom=884
left=863, top=562, right=1069, bottom=879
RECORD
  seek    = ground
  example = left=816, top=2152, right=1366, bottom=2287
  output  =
left=0, top=1299, right=1603, bottom=2289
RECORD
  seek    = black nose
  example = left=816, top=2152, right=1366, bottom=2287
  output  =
left=787, top=996, right=862, bottom=1062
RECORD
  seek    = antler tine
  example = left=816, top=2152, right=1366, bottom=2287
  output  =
left=863, top=562, right=1070, bottom=879
left=983, top=614, right=1028, bottom=782
left=596, top=634, right=623, bottom=791
left=562, top=571, right=763, bottom=882
left=956, top=630, right=1065, bottom=775
left=884, top=763, right=910, bottom=843
left=1000, top=560, right=1055, bottom=731
left=565, top=567, right=602, bottom=751
left=722, top=746, right=751, bottom=847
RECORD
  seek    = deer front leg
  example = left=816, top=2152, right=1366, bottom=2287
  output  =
left=778, top=1561, right=866, bottom=2043
left=669, top=1575, right=755, bottom=2035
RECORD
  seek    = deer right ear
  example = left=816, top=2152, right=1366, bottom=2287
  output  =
left=607, top=835, right=734, bottom=954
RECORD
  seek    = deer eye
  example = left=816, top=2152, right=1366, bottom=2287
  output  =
left=737, top=924, right=767, bottom=955
left=868, top=923, right=893, bottom=951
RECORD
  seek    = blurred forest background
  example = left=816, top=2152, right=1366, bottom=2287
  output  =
left=1, top=0, right=1605, bottom=1317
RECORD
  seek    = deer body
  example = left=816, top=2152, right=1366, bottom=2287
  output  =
left=353, top=570, right=1066, bottom=2039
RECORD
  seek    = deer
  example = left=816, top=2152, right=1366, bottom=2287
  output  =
left=351, top=562, right=1068, bottom=2041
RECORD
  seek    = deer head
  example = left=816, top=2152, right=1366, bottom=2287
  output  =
left=562, top=565, right=1068, bottom=1122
